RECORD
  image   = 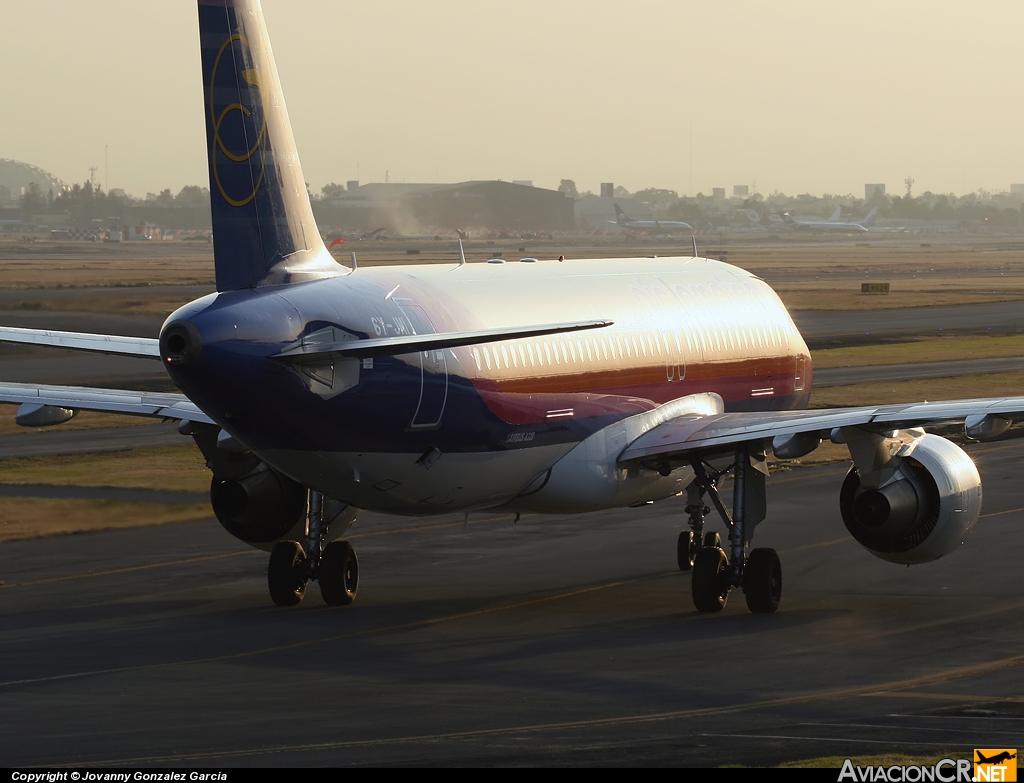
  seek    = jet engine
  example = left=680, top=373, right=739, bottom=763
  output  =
left=211, top=466, right=307, bottom=547
left=839, top=433, right=981, bottom=564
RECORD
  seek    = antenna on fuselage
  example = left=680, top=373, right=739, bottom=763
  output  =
left=351, top=251, right=358, bottom=270
left=458, top=239, right=466, bottom=267
left=691, top=233, right=698, bottom=258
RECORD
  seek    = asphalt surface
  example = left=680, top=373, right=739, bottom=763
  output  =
left=0, top=423, right=182, bottom=459
left=814, top=356, right=1024, bottom=387
left=793, top=301, right=1024, bottom=346
left=3, top=439, right=1024, bottom=766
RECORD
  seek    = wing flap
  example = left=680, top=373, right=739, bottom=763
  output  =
left=619, top=396, right=1024, bottom=463
left=0, top=382, right=213, bottom=424
left=274, top=319, right=614, bottom=361
left=0, top=326, right=161, bottom=359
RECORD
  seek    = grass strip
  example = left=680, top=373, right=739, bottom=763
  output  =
left=0, top=445, right=209, bottom=492
left=0, top=497, right=210, bottom=542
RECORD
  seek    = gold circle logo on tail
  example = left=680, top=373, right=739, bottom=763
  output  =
left=209, top=34, right=268, bottom=208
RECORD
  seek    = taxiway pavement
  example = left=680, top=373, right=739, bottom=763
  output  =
left=3, top=438, right=1024, bottom=766
left=794, top=301, right=1024, bottom=345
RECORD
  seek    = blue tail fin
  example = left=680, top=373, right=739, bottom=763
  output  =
left=198, top=0, right=342, bottom=291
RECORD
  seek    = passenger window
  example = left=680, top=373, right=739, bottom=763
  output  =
left=501, top=346, right=510, bottom=367
left=560, top=342, right=568, bottom=363
left=473, top=347, right=482, bottom=371
left=527, top=344, right=535, bottom=367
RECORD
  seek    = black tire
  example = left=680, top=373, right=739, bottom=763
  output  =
left=677, top=531, right=697, bottom=571
left=743, top=547, right=782, bottom=614
left=319, top=540, right=359, bottom=606
left=692, top=547, right=730, bottom=613
left=268, top=540, right=306, bottom=606
left=702, top=531, right=721, bottom=549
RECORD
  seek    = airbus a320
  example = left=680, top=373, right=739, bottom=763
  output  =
left=2, top=0, right=1020, bottom=614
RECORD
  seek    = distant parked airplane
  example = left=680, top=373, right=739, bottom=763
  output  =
left=784, top=208, right=878, bottom=233
left=609, top=203, right=692, bottom=233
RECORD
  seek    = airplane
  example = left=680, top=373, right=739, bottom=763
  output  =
left=785, top=206, right=842, bottom=226
left=783, top=207, right=879, bottom=233
left=2, top=0, right=1023, bottom=615
left=608, top=203, right=692, bottom=233
left=976, top=752, right=1017, bottom=765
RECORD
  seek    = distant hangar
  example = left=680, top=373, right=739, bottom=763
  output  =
left=314, top=180, right=574, bottom=233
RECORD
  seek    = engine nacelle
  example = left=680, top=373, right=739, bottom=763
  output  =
left=839, top=433, right=981, bottom=564
left=211, top=467, right=307, bottom=547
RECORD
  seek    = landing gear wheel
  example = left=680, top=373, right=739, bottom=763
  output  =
left=743, top=547, right=782, bottom=614
left=702, top=531, right=721, bottom=549
left=268, top=540, right=307, bottom=606
left=319, top=540, right=359, bottom=606
left=677, top=531, right=697, bottom=572
left=692, top=547, right=730, bottom=613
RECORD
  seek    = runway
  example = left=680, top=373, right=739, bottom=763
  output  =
left=3, top=439, right=1024, bottom=766
left=814, top=355, right=1024, bottom=387
left=0, top=422, right=182, bottom=459
left=793, top=301, right=1024, bottom=346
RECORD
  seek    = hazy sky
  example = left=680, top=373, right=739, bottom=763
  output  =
left=3, top=1, right=1023, bottom=199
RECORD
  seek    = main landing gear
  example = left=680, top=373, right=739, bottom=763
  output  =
left=683, top=446, right=782, bottom=614
left=267, top=490, right=359, bottom=607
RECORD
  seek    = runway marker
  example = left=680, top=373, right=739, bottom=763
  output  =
left=0, top=549, right=253, bottom=589
left=0, top=514, right=517, bottom=589
left=0, top=573, right=653, bottom=689
left=979, top=506, right=1024, bottom=519
left=698, top=733, right=960, bottom=747
left=53, top=642, right=1024, bottom=766
left=799, top=721, right=1023, bottom=737
left=888, top=713, right=1024, bottom=722
left=868, top=692, right=1023, bottom=702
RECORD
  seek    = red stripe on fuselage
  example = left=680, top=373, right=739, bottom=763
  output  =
left=465, top=355, right=813, bottom=425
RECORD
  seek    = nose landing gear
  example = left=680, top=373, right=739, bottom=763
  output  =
left=266, top=490, right=359, bottom=607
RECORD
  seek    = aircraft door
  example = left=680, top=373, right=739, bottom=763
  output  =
left=395, top=300, right=448, bottom=429
left=664, top=329, right=687, bottom=382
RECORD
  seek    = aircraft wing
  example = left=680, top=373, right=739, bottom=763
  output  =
left=0, top=381, right=214, bottom=424
left=0, top=326, right=161, bottom=359
left=619, top=396, right=1024, bottom=463
left=274, top=320, right=613, bottom=362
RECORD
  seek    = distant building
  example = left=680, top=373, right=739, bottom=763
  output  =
left=0, top=159, right=68, bottom=200
left=733, top=185, right=749, bottom=197
left=865, top=183, right=886, bottom=200
left=600, top=183, right=614, bottom=198
left=712, top=188, right=726, bottom=200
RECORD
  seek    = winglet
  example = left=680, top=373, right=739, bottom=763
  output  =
left=458, top=239, right=467, bottom=267
left=198, top=0, right=343, bottom=291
